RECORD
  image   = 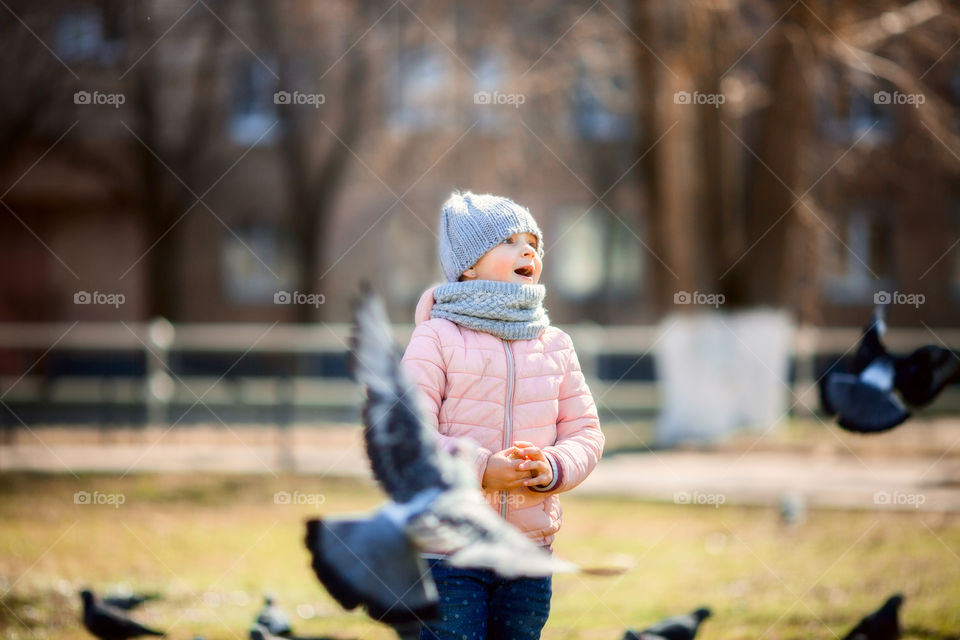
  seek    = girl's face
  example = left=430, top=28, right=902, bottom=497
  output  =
left=462, top=232, right=542, bottom=285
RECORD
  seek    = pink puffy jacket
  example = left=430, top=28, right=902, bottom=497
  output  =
left=400, top=286, right=604, bottom=548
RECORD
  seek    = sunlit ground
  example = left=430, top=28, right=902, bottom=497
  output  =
left=0, top=472, right=957, bottom=639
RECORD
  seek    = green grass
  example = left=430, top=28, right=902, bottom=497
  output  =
left=0, top=473, right=958, bottom=639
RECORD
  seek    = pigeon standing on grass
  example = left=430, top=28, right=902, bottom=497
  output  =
left=80, top=589, right=165, bottom=640
left=254, top=593, right=292, bottom=637
left=842, top=593, right=903, bottom=640
left=821, top=305, right=960, bottom=433
left=622, top=606, right=711, bottom=640
left=304, top=288, right=597, bottom=631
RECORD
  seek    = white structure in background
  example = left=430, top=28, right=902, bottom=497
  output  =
left=655, top=310, right=795, bottom=445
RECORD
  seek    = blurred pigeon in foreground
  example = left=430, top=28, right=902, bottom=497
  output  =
left=842, top=593, right=903, bottom=640
left=254, top=593, right=291, bottom=637
left=821, top=305, right=960, bottom=433
left=623, top=606, right=711, bottom=640
left=80, top=589, right=164, bottom=640
left=102, top=592, right=160, bottom=611
left=305, top=288, right=603, bottom=629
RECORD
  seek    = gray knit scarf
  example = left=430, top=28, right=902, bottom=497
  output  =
left=430, top=280, right=550, bottom=341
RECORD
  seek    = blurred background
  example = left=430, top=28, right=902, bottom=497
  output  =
left=1, top=1, right=960, bottom=638
left=1, top=0, right=958, bottom=444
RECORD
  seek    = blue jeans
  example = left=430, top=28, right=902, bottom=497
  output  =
left=419, top=558, right=552, bottom=640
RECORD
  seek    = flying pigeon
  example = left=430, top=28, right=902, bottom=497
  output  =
left=622, top=606, right=711, bottom=640
left=80, top=589, right=165, bottom=640
left=304, top=288, right=583, bottom=629
left=821, top=305, right=960, bottom=433
left=842, top=593, right=903, bottom=640
left=102, top=593, right=160, bottom=611
left=255, top=593, right=292, bottom=637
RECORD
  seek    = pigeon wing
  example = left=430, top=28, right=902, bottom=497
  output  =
left=894, top=345, right=960, bottom=407
left=406, top=489, right=577, bottom=578
left=824, top=373, right=910, bottom=434
left=304, top=515, right=439, bottom=625
left=350, top=287, right=452, bottom=502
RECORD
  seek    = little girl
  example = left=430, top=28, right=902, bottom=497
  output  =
left=401, top=191, right=604, bottom=640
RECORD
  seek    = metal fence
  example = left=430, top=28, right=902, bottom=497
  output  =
left=1, top=321, right=958, bottom=429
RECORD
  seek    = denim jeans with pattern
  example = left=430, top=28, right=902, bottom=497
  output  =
left=419, top=557, right=552, bottom=640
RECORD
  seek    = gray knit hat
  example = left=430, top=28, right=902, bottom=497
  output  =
left=438, top=191, right=544, bottom=282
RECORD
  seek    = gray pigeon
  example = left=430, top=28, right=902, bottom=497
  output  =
left=80, top=589, right=165, bottom=640
left=842, top=593, right=903, bottom=640
left=254, top=593, right=291, bottom=637
left=305, top=288, right=579, bottom=627
left=623, top=606, right=711, bottom=640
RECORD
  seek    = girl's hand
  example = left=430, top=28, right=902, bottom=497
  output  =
left=511, top=440, right=554, bottom=488
left=482, top=448, right=532, bottom=491
left=511, top=440, right=545, bottom=462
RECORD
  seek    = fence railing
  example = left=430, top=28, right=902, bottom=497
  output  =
left=1, top=321, right=958, bottom=428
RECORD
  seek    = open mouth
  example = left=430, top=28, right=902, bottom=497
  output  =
left=514, top=265, right=534, bottom=278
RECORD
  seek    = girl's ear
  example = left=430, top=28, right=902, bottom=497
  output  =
left=461, top=268, right=476, bottom=280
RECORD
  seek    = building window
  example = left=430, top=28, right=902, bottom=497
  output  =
left=572, top=65, right=631, bottom=141
left=473, top=49, right=507, bottom=133
left=551, top=206, right=643, bottom=300
left=823, top=206, right=894, bottom=303
left=221, top=225, right=293, bottom=305
left=229, top=58, right=279, bottom=146
left=55, top=2, right=123, bottom=64
left=387, top=45, right=452, bottom=131
left=819, top=82, right=894, bottom=145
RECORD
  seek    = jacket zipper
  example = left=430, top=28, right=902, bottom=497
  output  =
left=500, top=340, right=515, bottom=520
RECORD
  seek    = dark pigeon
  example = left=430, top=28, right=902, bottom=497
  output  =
left=254, top=593, right=291, bottom=637
left=80, top=589, right=164, bottom=640
left=305, top=288, right=579, bottom=632
left=821, top=305, right=959, bottom=433
left=842, top=593, right=903, bottom=640
left=102, top=593, right=160, bottom=611
left=249, top=626, right=279, bottom=640
left=623, top=606, right=711, bottom=640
